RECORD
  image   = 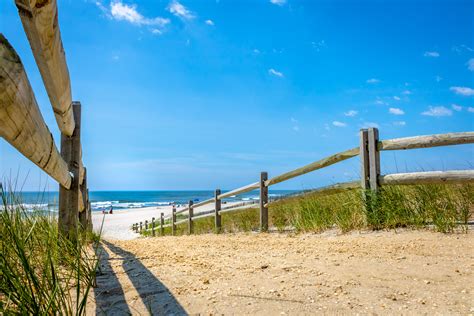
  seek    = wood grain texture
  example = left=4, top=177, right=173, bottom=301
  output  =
left=368, top=128, right=380, bottom=192
left=359, top=129, right=369, bottom=190
left=14, top=0, right=75, bottom=136
left=265, top=147, right=360, bottom=187
left=58, top=102, right=81, bottom=238
left=379, top=170, right=474, bottom=185
left=188, top=200, right=194, bottom=235
left=379, top=132, right=474, bottom=151
left=214, top=189, right=222, bottom=233
left=0, top=34, right=71, bottom=189
left=259, top=172, right=268, bottom=232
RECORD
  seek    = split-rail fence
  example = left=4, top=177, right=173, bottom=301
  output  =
left=0, top=0, right=91, bottom=238
left=135, top=130, right=474, bottom=236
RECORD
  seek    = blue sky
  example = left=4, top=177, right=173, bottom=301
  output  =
left=1, top=0, right=473, bottom=191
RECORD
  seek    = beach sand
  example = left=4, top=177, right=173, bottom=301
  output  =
left=92, top=202, right=243, bottom=240
left=89, top=229, right=474, bottom=315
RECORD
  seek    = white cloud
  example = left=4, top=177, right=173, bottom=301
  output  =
left=452, top=45, right=474, bottom=54
left=393, top=96, right=401, bottom=101
left=450, top=86, right=474, bottom=96
left=253, top=49, right=260, bottom=54
left=112, top=54, right=119, bottom=61
left=268, top=68, right=284, bottom=78
left=375, top=99, right=387, bottom=106
left=270, top=0, right=286, bottom=6
left=367, top=78, right=380, bottom=84
left=311, top=40, right=326, bottom=52
left=168, top=0, right=194, bottom=20
left=290, top=117, right=298, bottom=123
left=451, top=104, right=462, bottom=111
left=424, top=51, right=440, bottom=57
left=468, top=107, right=474, bottom=113
left=393, top=121, right=406, bottom=126
left=105, top=1, right=169, bottom=33
left=421, top=106, right=452, bottom=117
left=344, top=110, right=358, bottom=117
left=401, top=90, right=412, bottom=95
left=332, top=121, right=347, bottom=127
left=324, top=123, right=330, bottom=131
left=361, top=122, right=380, bottom=129
left=205, top=19, right=214, bottom=26
left=468, top=58, right=474, bottom=71
left=435, top=75, right=442, bottom=82
left=389, top=107, right=405, bottom=115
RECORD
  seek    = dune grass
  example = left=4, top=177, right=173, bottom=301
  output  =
left=0, top=184, right=100, bottom=314
left=140, top=183, right=473, bottom=237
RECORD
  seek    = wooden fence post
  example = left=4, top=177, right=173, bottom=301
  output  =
left=87, top=190, right=92, bottom=232
left=188, top=200, right=194, bottom=235
left=140, top=221, right=143, bottom=233
left=145, top=220, right=148, bottom=230
left=152, top=217, right=156, bottom=237
left=160, top=212, right=164, bottom=236
left=58, top=102, right=81, bottom=239
left=171, top=205, right=176, bottom=236
left=260, top=171, right=269, bottom=232
left=79, top=167, right=88, bottom=231
left=214, top=189, right=222, bottom=233
left=359, top=129, right=370, bottom=190
left=368, top=127, right=380, bottom=192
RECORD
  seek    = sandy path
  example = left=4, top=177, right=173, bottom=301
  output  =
left=91, top=202, right=247, bottom=240
left=88, top=230, right=474, bottom=315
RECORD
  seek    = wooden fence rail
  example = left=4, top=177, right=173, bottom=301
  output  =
left=137, top=129, right=474, bottom=236
left=0, top=34, right=71, bottom=189
left=1, top=0, right=92, bottom=240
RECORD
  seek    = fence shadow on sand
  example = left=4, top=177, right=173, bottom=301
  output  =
left=94, top=240, right=187, bottom=315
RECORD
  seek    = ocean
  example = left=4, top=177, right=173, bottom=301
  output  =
left=9, top=190, right=298, bottom=212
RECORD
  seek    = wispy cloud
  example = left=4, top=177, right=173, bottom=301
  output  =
left=290, top=117, right=299, bottom=131
left=389, top=107, right=404, bottom=115
left=451, top=104, right=462, bottom=111
left=435, top=75, right=442, bottom=82
left=452, top=44, right=474, bottom=54
left=467, top=58, right=474, bottom=71
left=421, top=106, right=452, bottom=117
left=110, top=1, right=169, bottom=26
left=468, top=107, right=474, bottom=113
left=450, top=86, right=474, bottom=96
left=311, top=40, right=326, bottom=52
left=393, top=121, right=406, bottom=126
left=393, top=96, right=401, bottom=101
left=344, top=110, right=358, bottom=117
left=168, top=0, right=194, bottom=20
left=401, top=90, right=412, bottom=95
left=332, top=121, right=347, bottom=127
left=424, top=51, right=439, bottom=57
left=97, top=1, right=169, bottom=33
left=268, top=68, right=284, bottom=78
left=205, top=19, right=214, bottom=26
left=253, top=49, right=261, bottom=54
left=367, top=78, right=380, bottom=84
left=270, top=0, right=286, bottom=6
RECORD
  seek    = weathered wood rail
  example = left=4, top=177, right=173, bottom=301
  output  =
left=1, top=0, right=91, bottom=239
left=136, top=130, right=474, bottom=236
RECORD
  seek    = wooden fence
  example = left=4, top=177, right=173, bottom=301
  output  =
left=0, top=0, right=91, bottom=238
left=135, top=130, right=474, bottom=236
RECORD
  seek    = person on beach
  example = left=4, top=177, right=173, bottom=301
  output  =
left=109, top=206, right=113, bottom=214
